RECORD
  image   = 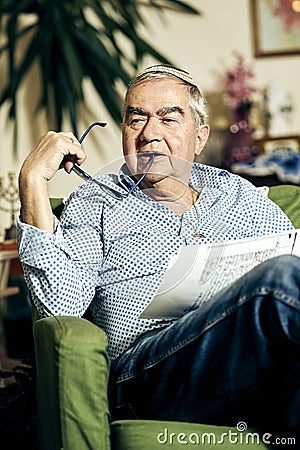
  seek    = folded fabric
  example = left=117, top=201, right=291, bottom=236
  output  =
left=232, top=145, right=300, bottom=184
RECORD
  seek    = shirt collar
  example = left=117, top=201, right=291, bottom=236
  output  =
left=117, top=161, right=232, bottom=201
left=118, top=163, right=136, bottom=192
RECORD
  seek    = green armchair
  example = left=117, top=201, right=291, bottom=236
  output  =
left=33, top=185, right=300, bottom=450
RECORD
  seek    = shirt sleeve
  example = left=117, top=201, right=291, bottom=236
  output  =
left=17, top=186, right=104, bottom=318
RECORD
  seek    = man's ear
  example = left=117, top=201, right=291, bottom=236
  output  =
left=195, top=125, right=210, bottom=157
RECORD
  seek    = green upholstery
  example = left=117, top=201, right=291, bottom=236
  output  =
left=49, top=197, right=65, bottom=219
left=268, top=184, right=300, bottom=228
left=33, top=317, right=110, bottom=450
left=32, top=185, right=300, bottom=450
left=111, top=420, right=265, bottom=449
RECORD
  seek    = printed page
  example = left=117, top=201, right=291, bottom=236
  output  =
left=140, top=229, right=300, bottom=319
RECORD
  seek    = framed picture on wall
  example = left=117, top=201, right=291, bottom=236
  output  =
left=250, top=0, right=300, bottom=57
left=255, top=135, right=300, bottom=153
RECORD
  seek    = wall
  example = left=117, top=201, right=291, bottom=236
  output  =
left=0, top=0, right=299, bottom=233
left=141, top=0, right=300, bottom=134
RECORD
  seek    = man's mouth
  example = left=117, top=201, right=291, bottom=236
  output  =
left=137, top=151, right=166, bottom=157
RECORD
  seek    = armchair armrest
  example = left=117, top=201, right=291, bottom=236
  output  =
left=33, top=316, right=110, bottom=450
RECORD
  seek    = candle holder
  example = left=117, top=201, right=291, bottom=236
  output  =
left=0, top=172, right=20, bottom=240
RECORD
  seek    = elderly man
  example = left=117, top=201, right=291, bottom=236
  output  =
left=18, top=65, right=299, bottom=442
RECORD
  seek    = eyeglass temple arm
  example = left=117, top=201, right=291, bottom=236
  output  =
left=72, top=121, right=107, bottom=178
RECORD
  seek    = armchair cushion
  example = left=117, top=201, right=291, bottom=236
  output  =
left=33, top=316, right=110, bottom=450
left=268, top=184, right=300, bottom=228
left=111, top=420, right=266, bottom=449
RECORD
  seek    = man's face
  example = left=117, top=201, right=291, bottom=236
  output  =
left=121, top=78, right=209, bottom=185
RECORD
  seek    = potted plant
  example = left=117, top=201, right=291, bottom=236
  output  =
left=0, top=0, right=200, bottom=151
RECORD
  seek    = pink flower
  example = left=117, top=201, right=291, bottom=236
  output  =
left=222, top=53, right=258, bottom=110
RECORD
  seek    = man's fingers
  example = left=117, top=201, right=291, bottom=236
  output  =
left=64, top=160, right=76, bottom=174
left=56, top=132, right=87, bottom=166
left=25, top=131, right=87, bottom=182
left=59, top=153, right=76, bottom=170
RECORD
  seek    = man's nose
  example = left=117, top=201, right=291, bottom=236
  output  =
left=140, top=116, right=162, bottom=142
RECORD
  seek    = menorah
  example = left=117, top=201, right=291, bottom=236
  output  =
left=0, top=172, right=20, bottom=240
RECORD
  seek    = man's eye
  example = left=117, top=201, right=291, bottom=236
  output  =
left=162, top=117, right=177, bottom=124
left=129, top=118, right=145, bottom=127
left=131, top=116, right=145, bottom=123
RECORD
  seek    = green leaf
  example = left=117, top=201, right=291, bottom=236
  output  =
left=0, top=23, right=36, bottom=54
left=141, top=0, right=201, bottom=15
left=0, top=0, right=201, bottom=155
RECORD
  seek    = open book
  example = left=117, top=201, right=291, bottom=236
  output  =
left=140, top=228, right=300, bottom=319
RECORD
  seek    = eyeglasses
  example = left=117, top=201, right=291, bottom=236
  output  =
left=72, top=121, right=126, bottom=201
left=72, top=121, right=155, bottom=203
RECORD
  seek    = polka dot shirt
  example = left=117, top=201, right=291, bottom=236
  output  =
left=17, top=163, right=294, bottom=360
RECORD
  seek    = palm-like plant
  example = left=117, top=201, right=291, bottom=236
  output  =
left=0, top=0, right=200, bottom=151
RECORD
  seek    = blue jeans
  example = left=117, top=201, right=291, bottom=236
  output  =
left=108, top=255, right=300, bottom=445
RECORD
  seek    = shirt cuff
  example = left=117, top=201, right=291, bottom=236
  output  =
left=17, top=215, right=68, bottom=267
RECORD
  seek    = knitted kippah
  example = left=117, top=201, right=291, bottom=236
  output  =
left=136, top=64, right=199, bottom=89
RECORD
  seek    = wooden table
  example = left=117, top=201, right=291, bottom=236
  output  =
left=0, top=241, right=21, bottom=298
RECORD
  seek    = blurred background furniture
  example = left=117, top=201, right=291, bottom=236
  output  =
left=0, top=241, right=33, bottom=359
left=0, top=242, right=36, bottom=449
left=0, top=249, right=19, bottom=300
left=0, top=247, right=20, bottom=358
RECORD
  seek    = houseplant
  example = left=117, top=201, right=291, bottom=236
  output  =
left=0, top=0, right=200, bottom=152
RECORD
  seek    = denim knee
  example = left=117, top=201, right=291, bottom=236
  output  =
left=246, top=254, right=300, bottom=308
left=263, top=254, right=300, bottom=276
